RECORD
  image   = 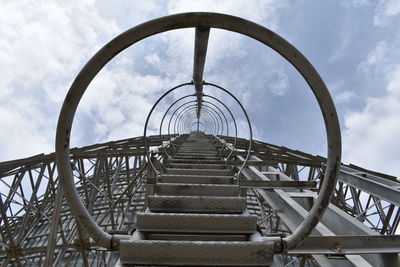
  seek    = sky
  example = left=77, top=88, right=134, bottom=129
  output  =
left=0, top=0, right=399, bottom=178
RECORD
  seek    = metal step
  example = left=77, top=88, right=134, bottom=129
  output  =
left=119, top=233, right=273, bottom=266
left=169, top=158, right=226, bottom=164
left=136, top=212, right=257, bottom=233
left=148, top=195, right=247, bottom=213
left=155, top=183, right=239, bottom=196
left=178, top=149, right=217, bottom=152
left=166, top=163, right=227, bottom=169
left=174, top=153, right=218, bottom=157
left=173, top=155, right=221, bottom=160
left=165, top=168, right=232, bottom=176
left=147, top=233, right=248, bottom=241
left=178, top=147, right=215, bottom=149
left=159, top=174, right=235, bottom=184
left=118, top=132, right=269, bottom=266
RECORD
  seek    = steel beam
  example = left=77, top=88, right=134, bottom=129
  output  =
left=339, top=166, right=400, bottom=206
left=240, top=161, right=393, bottom=266
left=292, top=235, right=400, bottom=254
left=239, top=180, right=317, bottom=189
left=192, top=26, right=210, bottom=119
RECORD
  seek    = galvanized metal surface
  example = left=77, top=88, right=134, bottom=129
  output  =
left=55, top=12, right=340, bottom=251
left=1, top=134, right=399, bottom=266
left=1, top=11, right=398, bottom=267
left=193, top=26, right=210, bottom=119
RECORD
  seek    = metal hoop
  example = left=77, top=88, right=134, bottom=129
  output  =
left=56, top=12, right=341, bottom=250
left=203, top=94, right=238, bottom=160
left=159, top=94, right=196, bottom=159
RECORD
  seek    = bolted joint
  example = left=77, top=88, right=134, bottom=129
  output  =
left=111, top=234, right=130, bottom=250
left=263, top=236, right=283, bottom=252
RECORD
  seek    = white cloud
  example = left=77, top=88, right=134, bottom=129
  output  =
left=269, top=70, right=290, bottom=96
left=76, top=61, right=175, bottom=144
left=166, top=0, right=286, bottom=28
left=0, top=0, right=120, bottom=160
left=340, top=0, right=370, bottom=7
left=341, top=0, right=400, bottom=28
left=145, top=53, right=161, bottom=66
left=344, top=58, right=400, bottom=177
left=374, top=0, right=400, bottom=26
left=0, top=0, right=292, bottom=162
left=335, top=90, right=356, bottom=104
left=0, top=99, right=53, bottom=161
left=5, top=0, right=399, bottom=185
left=357, top=41, right=391, bottom=75
left=163, top=0, right=288, bottom=74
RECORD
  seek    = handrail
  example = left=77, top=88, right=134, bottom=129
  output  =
left=203, top=94, right=238, bottom=161
left=203, top=100, right=229, bottom=137
left=144, top=83, right=192, bottom=175
left=203, top=82, right=253, bottom=178
left=159, top=94, right=195, bottom=159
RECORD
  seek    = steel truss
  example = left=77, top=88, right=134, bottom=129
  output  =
left=1, top=134, right=399, bottom=266
left=0, top=135, right=172, bottom=266
left=1, top=12, right=399, bottom=267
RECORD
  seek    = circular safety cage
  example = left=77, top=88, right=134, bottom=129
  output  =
left=55, top=12, right=341, bottom=260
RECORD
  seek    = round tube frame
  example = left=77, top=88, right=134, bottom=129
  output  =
left=179, top=105, right=222, bottom=135
left=55, top=12, right=341, bottom=251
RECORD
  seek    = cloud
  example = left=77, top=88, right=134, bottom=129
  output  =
left=166, top=0, right=287, bottom=28
left=268, top=70, right=290, bottom=96
left=0, top=0, right=120, bottom=160
left=343, top=41, right=400, bottom=177
left=374, top=0, right=400, bottom=26
left=76, top=62, right=176, bottom=143
left=340, top=0, right=370, bottom=7
left=340, top=0, right=400, bottom=27
left=357, top=41, right=391, bottom=75
left=335, top=90, right=356, bottom=104
left=0, top=99, right=53, bottom=161
left=2, top=0, right=398, bottom=185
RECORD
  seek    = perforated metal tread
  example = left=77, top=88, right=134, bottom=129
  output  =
left=136, top=212, right=257, bottom=233
left=119, top=132, right=272, bottom=266
left=169, top=159, right=226, bottom=164
left=159, top=174, right=234, bottom=184
left=165, top=168, right=233, bottom=176
left=148, top=195, right=247, bottom=213
left=155, top=183, right=239, bottom=196
left=120, top=238, right=274, bottom=266
left=166, top=163, right=227, bottom=169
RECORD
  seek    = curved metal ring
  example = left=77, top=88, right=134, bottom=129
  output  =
left=56, top=12, right=341, bottom=250
left=143, top=83, right=192, bottom=176
left=203, top=100, right=229, bottom=137
left=172, top=104, right=215, bottom=135
left=203, top=101, right=225, bottom=136
left=169, top=100, right=197, bottom=151
left=159, top=94, right=196, bottom=159
left=191, top=121, right=206, bottom=131
left=204, top=94, right=238, bottom=161
left=168, top=100, right=196, bottom=134
left=180, top=105, right=222, bottom=135
left=203, top=83, right=253, bottom=178
left=176, top=105, right=218, bottom=135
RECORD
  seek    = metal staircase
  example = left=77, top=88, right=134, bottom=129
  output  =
left=2, top=12, right=399, bottom=267
left=118, top=132, right=273, bottom=265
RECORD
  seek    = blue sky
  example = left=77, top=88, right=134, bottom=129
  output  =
left=0, top=0, right=399, bottom=178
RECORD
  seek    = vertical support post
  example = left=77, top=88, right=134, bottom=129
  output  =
left=192, top=26, right=210, bottom=119
left=44, top=185, right=63, bottom=267
left=144, top=157, right=156, bottom=210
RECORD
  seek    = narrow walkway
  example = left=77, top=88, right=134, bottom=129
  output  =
left=119, top=132, right=272, bottom=266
